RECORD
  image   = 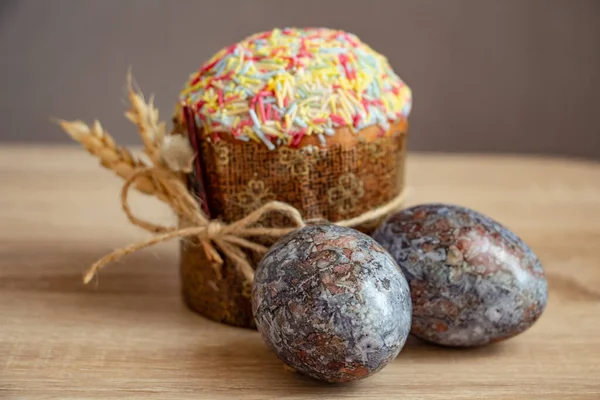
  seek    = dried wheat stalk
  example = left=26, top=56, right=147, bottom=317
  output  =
left=125, top=73, right=166, bottom=165
left=57, top=119, right=164, bottom=199
left=57, top=73, right=195, bottom=210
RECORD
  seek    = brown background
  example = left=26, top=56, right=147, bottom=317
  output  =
left=1, top=0, right=599, bottom=159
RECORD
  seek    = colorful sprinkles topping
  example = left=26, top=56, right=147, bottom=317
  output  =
left=180, top=27, right=412, bottom=149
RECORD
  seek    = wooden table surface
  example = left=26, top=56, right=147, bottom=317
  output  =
left=1, top=146, right=599, bottom=399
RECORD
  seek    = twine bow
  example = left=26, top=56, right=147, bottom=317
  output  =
left=57, top=73, right=408, bottom=285
left=83, top=162, right=407, bottom=284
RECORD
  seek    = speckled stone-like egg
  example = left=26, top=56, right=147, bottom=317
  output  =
left=373, top=204, right=548, bottom=347
left=252, top=224, right=412, bottom=383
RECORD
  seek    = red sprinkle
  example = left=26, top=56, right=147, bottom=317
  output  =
left=256, top=31, right=272, bottom=40
left=238, top=119, right=252, bottom=128
left=213, top=71, right=234, bottom=81
left=266, top=103, right=272, bottom=120
left=198, top=55, right=222, bottom=75
left=291, top=129, right=307, bottom=147
left=258, top=96, right=267, bottom=122
left=312, top=118, right=327, bottom=124
left=273, top=108, right=280, bottom=120
left=217, top=89, right=224, bottom=107
left=330, top=114, right=346, bottom=125
left=339, top=53, right=349, bottom=65
left=353, top=114, right=361, bottom=127
left=194, top=100, right=206, bottom=111
left=344, top=33, right=359, bottom=47
left=284, top=97, right=290, bottom=107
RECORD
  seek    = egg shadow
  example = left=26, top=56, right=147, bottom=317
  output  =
left=397, top=335, right=511, bottom=362
left=188, top=335, right=372, bottom=396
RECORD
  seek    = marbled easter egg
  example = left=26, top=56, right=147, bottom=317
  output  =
left=372, top=204, right=548, bottom=347
left=252, top=224, right=412, bottom=383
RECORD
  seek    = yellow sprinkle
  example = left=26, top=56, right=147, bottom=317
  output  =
left=181, top=81, right=206, bottom=96
left=345, top=91, right=363, bottom=110
left=262, top=125, right=281, bottom=136
left=339, top=92, right=354, bottom=116
left=329, top=95, right=338, bottom=115
left=339, top=106, right=352, bottom=123
left=243, top=125, right=259, bottom=142
left=257, top=63, right=283, bottom=71
left=299, top=96, right=321, bottom=108
left=227, top=108, right=249, bottom=115
left=233, top=52, right=245, bottom=75
left=226, top=57, right=234, bottom=69
left=289, top=105, right=298, bottom=124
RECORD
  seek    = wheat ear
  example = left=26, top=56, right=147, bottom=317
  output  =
left=125, top=72, right=166, bottom=165
left=57, top=119, right=161, bottom=197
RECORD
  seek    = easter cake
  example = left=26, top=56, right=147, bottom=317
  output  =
left=174, top=28, right=413, bottom=327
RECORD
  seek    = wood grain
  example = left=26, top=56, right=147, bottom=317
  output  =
left=1, top=146, right=599, bottom=399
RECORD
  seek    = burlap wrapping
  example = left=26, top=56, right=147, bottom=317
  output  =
left=179, top=113, right=408, bottom=328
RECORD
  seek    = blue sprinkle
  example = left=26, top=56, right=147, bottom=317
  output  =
left=379, top=119, right=390, bottom=132
left=318, top=134, right=327, bottom=146
left=286, top=103, right=298, bottom=116
left=240, top=63, right=251, bottom=75
left=294, top=117, right=307, bottom=128
left=249, top=109, right=261, bottom=127
left=238, top=135, right=250, bottom=142
left=370, top=81, right=381, bottom=98
left=249, top=71, right=280, bottom=79
left=215, top=58, right=228, bottom=76
left=254, top=125, right=275, bottom=150
left=324, top=127, right=335, bottom=136
left=401, top=102, right=412, bottom=118
left=320, top=47, right=347, bottom=54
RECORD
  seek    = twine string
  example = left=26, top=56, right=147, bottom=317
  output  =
left=83, top=165, right=407, bottom=284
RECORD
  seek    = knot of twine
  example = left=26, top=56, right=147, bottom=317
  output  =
left=83, top=165, right=408, bottom=284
